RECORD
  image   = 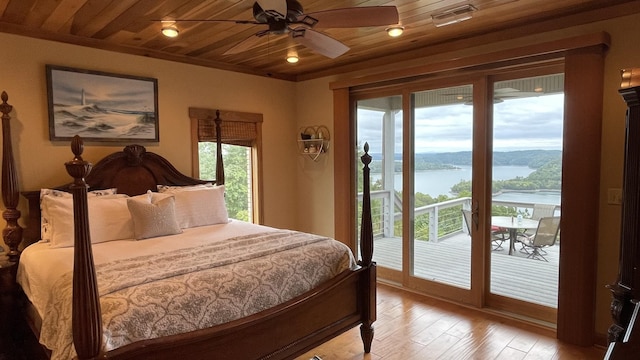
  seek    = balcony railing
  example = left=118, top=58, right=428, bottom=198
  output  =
left=357, top=190, right=559, bottom=243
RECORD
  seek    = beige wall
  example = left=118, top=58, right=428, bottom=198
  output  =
left=0, top=32, right=299, bottom=231
left=293, top=78, right=337, bottom=237
left=1, top=9, right=639, bottom=343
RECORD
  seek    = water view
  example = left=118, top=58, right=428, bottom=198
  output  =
left=371, top=165, right=561, bottom=205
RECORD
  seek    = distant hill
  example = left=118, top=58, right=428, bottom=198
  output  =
left=369, top=150, right=561, bottom=172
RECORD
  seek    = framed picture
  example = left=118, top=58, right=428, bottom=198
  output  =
left=46, top=65, right=159, bottom=142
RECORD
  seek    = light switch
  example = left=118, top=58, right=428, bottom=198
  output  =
left=608, top=188, right=623, bottom=205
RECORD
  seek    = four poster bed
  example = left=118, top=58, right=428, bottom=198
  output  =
left=0, top=91, right=377, bottom=360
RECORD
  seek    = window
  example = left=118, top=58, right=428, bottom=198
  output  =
left=189, top=108, right=263, bottom=223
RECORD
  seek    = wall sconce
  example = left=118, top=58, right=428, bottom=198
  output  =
left=161, top=21, right=179, bottom=38
left=432, top=4, right=476, bottom=27
left=386, top=26, right=404, bottom=37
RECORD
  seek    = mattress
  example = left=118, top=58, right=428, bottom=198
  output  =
left=17, top=220, right=356, bottom=360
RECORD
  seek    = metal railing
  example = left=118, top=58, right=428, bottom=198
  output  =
left=357, top=190, right=559, bottom=243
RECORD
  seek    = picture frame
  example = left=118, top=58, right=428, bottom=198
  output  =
left=46, top=65, right=159, bottom=142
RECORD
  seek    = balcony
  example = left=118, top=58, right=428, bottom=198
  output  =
left=358, top=190, right=560, bottom=308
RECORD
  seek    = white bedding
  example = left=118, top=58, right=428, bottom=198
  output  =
left=17, top=219, right=357, bottom=360
left=16, top=220, right=277, bottom=320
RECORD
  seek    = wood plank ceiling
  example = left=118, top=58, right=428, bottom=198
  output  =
left=0, top=0, right=637, bottom=81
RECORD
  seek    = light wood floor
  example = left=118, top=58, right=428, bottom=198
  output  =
left=297, top=283, right=605, bottom=360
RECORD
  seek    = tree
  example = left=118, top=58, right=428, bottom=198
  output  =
left=199, top=142, right=250, bottom=221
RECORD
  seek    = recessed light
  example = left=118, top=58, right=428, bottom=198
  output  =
left=386, top=26, right=404, bottom=37
left=161, top=21, right=179, bottom=38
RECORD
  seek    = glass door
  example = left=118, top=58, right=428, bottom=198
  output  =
left=356, top=95, right=403, bottom=280
left=410, top=85, right=474, bottom=290
left=354, top=71, right=564, bottom=317
left=487, top=73, right=564, bottom=323
left=355, top=83, right=478, bottom=302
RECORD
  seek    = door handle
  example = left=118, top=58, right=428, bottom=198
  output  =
left=471, top=201, right=479, bottom=230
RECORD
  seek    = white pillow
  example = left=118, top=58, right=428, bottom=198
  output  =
left=153, top=185, right=228, bottom=228
left=40, top=188, right=118, bottom=241
left=43, top=193, right=143, bottom=248
left=127, top=195, right=182, bottom=240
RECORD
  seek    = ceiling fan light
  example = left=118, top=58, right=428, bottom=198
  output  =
left=432, top=4, right=476, bottom=27
left=286, top=55, right=299, bottom=64
left=161, top=22, right=179, bottom=38
left=386, top=26, right=404, bottom=37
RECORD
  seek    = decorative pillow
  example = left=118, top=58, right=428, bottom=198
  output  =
left=43, top=193, right=138, bottom=248
left=40, top=188, right=118, bottom=242
left=127, top=195, right=182, bottom=240
left=152, top=185, right=228, bottom=228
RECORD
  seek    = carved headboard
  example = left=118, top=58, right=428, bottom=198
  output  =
left=81, top=143, right=213, bottom=196
left=22, top=141, right=222, bottom=246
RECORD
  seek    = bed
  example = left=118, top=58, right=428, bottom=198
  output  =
left=0, top=92, right=376, bottom=360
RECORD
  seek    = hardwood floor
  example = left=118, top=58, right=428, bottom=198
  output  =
left=297, top=283, right=605, bottom=360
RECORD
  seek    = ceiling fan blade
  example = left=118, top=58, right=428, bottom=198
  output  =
left=291, top=28, right=349, bottom=59
left=161, top=19, right=259, bottom=25
left=304, top=6, right=399, bottom=28
left=257, top=0, right=288, bottom=19
left=223, top=30, right=269, bottom=55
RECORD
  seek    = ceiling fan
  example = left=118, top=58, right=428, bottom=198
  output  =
left=165, top=0, right=399, bottom=59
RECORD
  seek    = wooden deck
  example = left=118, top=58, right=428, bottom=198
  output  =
left=373, top=231, right=559, bottom=308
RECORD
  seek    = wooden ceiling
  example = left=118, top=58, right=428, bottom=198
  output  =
left=0, top=0, right=637, bottom=81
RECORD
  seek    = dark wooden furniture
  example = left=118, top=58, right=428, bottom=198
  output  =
left=0, top=91, right=20, bottom=357
left=1, top=91, right=377, bottom=359
left=1, top=91, right=22, bottom=261
left=606, top=69, right=640, bottom=358
left=0, top=257, right=18, bottom=358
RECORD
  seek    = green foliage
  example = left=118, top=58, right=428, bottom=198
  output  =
left=199, top=142, right=250, bottom=222
left=450, top=157, right=562, bottom=195
left=392, top=152, right=560, bottom=241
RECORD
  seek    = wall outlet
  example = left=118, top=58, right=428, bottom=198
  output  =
left=608, top=188, right=623, bottom=205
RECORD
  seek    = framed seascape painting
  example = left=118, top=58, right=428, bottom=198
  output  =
left=46, top=65, right=159, bottom=142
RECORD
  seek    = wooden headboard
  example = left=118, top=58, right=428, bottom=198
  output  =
left=79, top=143, right=215, bottom=196
left=21, top=106, right=225, bottom=247
left=22, top=138, right=223, bottom=246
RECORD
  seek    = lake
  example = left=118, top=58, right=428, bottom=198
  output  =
left=371, top=165, right=560, bottom=205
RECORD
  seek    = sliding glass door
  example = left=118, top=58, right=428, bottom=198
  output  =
left=410, top=85, right=473, bottom=290
left=354, top=69, right=564, bottom=323
left=487, top=73, right=564, bottom=323
left=356, top=95, right=403, bottom=276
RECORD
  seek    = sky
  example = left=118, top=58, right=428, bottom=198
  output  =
left=50, top=68, right=156, bottom=112
left=357, top=93, right=564, bottom=154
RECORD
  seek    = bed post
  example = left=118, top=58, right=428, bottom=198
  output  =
left=66, top=135, right=103, bottom=360
left=214, top=110, right=224, bottom=185
left=359, top=142, right=376, bottom=352
left=1, top=91, right=22, bottom=262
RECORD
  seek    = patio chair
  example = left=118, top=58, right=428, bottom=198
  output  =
left=532, top=204, right=557, bottom=220
left=517, top=216, right=560, bottom=261
left=462, top=209, right=509, bottom=251
left=517, top=203, right=558, bottom=241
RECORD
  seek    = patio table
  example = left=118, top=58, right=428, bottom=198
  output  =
left=491, top=216, right=539, bottom=255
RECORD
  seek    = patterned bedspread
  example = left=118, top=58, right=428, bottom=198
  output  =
left=39, top=230, right=357, bottom=360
